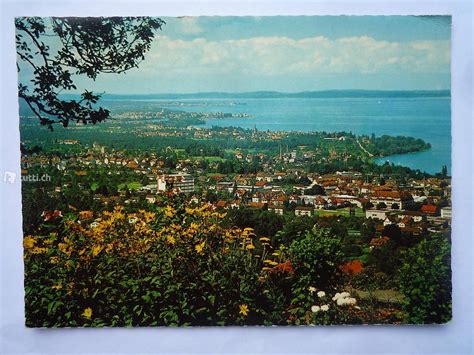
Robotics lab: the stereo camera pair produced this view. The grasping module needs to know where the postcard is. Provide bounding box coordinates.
[17,15,451,327]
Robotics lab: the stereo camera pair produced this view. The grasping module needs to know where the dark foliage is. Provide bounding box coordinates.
[16,17,164,129]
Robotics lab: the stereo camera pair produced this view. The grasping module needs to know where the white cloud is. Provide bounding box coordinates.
[174,17,203,35]
[142,35,450,77]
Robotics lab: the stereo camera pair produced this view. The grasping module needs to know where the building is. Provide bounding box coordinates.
[401,210,424,223]
[295,206,314,217]
[440,207,452,219]
[268,205,284,215]
[370,190,413,210]
[365,209,390,220]
[157,173,194,194]
[421,204,438,216]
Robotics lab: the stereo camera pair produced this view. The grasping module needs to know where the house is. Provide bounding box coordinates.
[421,204,438,216]
[314,196,327,209]
[288,195,299,205]
[295,206,314,217]
[365,209,389,220]
[401,210,424,222]
[397,216,412,228]
[230,200,241,209]
[268,205,284,215]
[440,207,452,219]
[383,216,398,226]
[271,195,287,206]
[248,202,265,209]
[217,181,234,192]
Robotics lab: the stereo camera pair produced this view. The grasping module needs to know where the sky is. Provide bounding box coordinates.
[19,16,451,94]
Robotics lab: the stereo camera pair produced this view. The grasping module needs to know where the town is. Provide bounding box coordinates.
[21,121,451,244]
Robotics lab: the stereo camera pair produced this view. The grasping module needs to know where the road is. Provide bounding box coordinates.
[356,138,374,157]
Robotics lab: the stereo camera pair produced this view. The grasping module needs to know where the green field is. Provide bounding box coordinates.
[117,181,143,190]
[190,156,227,162]
[314,208,365,218]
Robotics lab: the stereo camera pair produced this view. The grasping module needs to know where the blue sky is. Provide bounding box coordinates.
[20,16,451,93]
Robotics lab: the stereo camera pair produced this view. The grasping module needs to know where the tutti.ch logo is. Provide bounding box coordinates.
[3,171,17,184]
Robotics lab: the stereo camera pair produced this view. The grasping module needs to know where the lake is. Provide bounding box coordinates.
[106,96,452,175]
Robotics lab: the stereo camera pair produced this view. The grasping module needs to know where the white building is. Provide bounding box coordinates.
[295,206,314,217]
[440,207,452,219]
[157,173,194,194]
[365,209,389,220]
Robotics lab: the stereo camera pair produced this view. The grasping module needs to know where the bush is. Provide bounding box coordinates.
[397,234,451,324]
[24,205,270,326]
[289,229,344,290]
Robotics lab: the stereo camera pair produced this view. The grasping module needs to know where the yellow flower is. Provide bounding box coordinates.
[239,304,249,316]
[166,235,176,245]
[82,307,93,319]
[31,247,48,254]
[92,245,103,257]
[164,206,176,218]
[50,256,60,264]
[259,237,270,242]
[143,211,156,223]
[104,243,113,253]
[51,284,62,290]
[263,259,277,265]
[246,244,255,250]
[58,243,67,254]
[195,241,205,254]
[23,236,35,249]
[79,210,94,220]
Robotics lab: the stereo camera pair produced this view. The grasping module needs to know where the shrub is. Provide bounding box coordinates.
[397,234,451,324]
[289,229,344,290]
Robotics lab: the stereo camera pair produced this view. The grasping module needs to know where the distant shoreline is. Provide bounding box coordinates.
[60,90,451,101]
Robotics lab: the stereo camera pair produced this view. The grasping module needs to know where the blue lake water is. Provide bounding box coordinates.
[112,97,451,175]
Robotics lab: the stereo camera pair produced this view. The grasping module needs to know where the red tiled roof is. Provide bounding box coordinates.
[248,202,265,209]
[421,204,438,214]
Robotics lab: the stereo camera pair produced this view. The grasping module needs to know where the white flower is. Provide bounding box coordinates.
[321,304,329,312]
[311,305,320,313]
[336,296,357,307]
[317,291,326,298]
[346,298,357,306]
[339,292,350,299]
[308,286,317,294]
[332,292,341,301]
[336,297,346,306]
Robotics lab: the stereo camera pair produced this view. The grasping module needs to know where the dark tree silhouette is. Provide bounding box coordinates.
[16,17,165,129]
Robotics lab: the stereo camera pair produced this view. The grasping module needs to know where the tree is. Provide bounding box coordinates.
[376,202,387,210]
[16,17,165,129]
[398,235,451,324]
[383,224,402,244]
[303,184,325,196]
[440,165,448,177]
[289,228,344,289]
